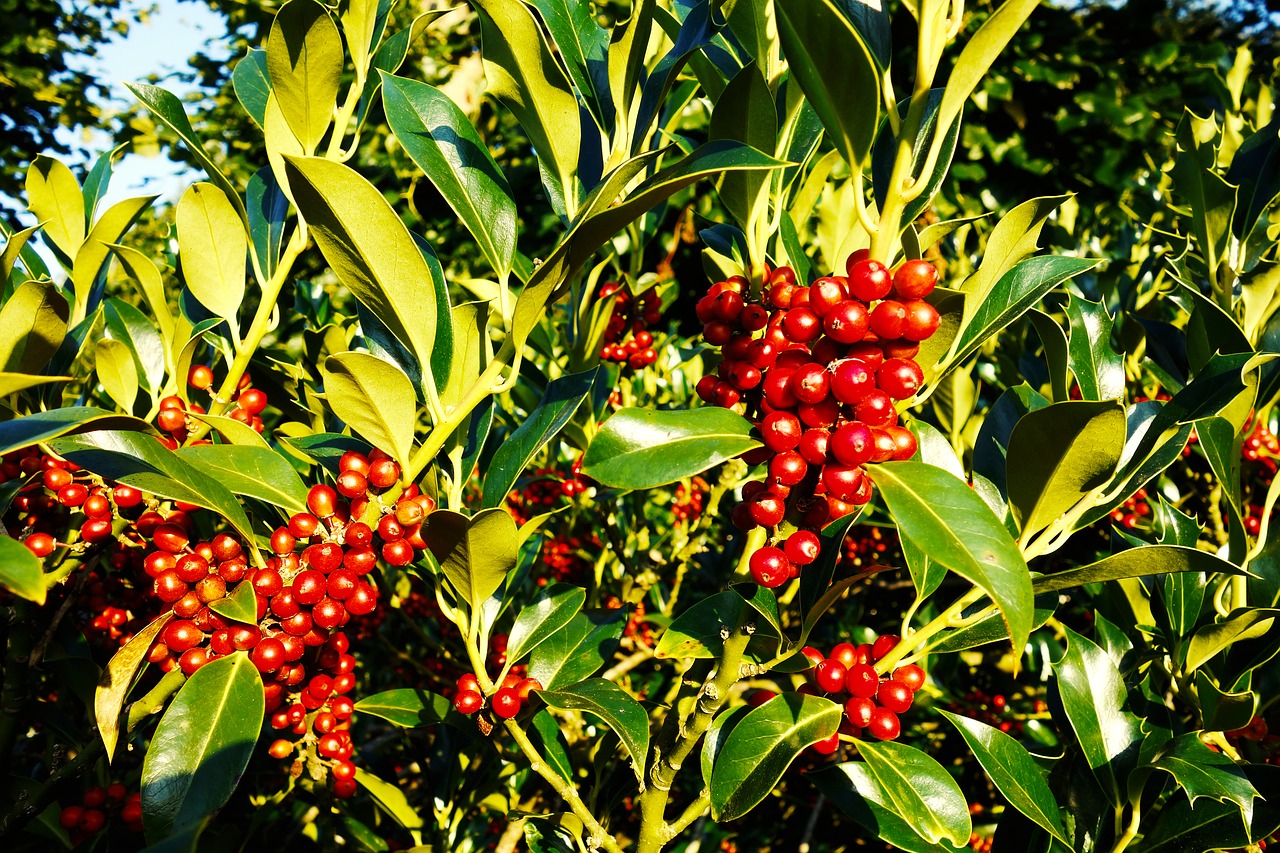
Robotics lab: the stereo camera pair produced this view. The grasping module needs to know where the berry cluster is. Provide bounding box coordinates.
[155,369,268,445]
[58,783,142,845]
[800,635,923,741]
[672,476,710,523]
[693,256,942,587]
[450,670,542,720]
[598,281,661,369]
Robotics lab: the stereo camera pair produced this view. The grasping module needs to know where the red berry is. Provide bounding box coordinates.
[854,390,896,428]
[783,530,820,566]
[153,523,190,553]
[844,663,879,699]
[808,276,848,317]
[492,687,522,719]
[894,664,926,692]
[871,634,900,662]
[866,707,901,740]
[868,300,907,340]
[846,259,892,301]
[901,300,940,341]
[893,259,938,299]
[307,484,338,518]
[814,659,847,693]
[251,638,286,672]
[59,806,84,830]
[188,364,214,390]
[24,532,55,557]
[749,547,791,588]
[844,696,876,728]
[782,307,822,343]
[237,388,268,415]
[823,300,870,344]
[770,451,807,487]
[831,422,874,466]
[876,358,924,401]
[811,731,840,755]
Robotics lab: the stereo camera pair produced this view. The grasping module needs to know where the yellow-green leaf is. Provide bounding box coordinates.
[267,0,343,154]
[321,352,416,471]
[26,154,85,259]
[0,279,69,374]
[176,183,246,335]
[95,338,139,412]
[96,612,174,759]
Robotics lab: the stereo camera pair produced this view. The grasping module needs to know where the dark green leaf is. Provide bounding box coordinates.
[812,761,964,853]
[422,509,518,614]
[1147,732,1259,822]
[1137,791,1249,853]
[505,583,587,665]
[528,608,626,690]
[246,167,289,279]
[0,534,46,604]
[354,688,465,729]
[355,768,424,829]
[231,49,270,128]
[482,367,601,507]
[1066,297,1125,401]
[0,407,152,457]
[528,708,574,783]
[710,693,842,821]
[582,407,759,489]
[655,591,746,660]
[1033,545,1247,594]
[141,653,263,841]
[1186,608,1280,672]
[938,710,1067,842]
[538,679,649,780]
[872,89,962,227]
[855,739,973,846]
[528,0,611,130]
[868,462,1033,654]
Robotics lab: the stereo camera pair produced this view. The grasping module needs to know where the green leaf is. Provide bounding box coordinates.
[354,689,464,728]
[49,431,256,545]
[711,63,777,230]
[0,407,152,457]
[1028,308,1071,402]
[855,739,973,846]
[938,710,1067,843]
[1136,790,1250,853]
[483,367,601,507]
[355,768,424,829]
[1195,671,1257,732]
[95,339,139,412]
[126,83,246,225]
[380,72,517,280]
[176,444,307,514]
[538,679,650,781]
[0,373,70,398]
[1006,399,1125,539]
[957,194,1069,309]
[109,245,175,357]
[231,49,270,128]
[422,509,518,613]
[929,595,1058,653]
[868,462,1033,655]
[710,693,842,821]
[505,583,587,665]
[811,762,964,853]
[25,154,85,259]
[872,89,963,229]
[1,225,38,282]
[1052,626,1142,806]
[321,352,416,472]
[0,534,47,605]
[528,0,611,130]
[141,653,263,842]
[775,0,881,168]
[948,255,1101,373]
[934,0,1040,137]
[581,407,760,490]
[104,298,165,396]
[188,413,272,448]
[207,581,258,625]
[267,0,342,153]
[0,279,69,373]
[245,167,290,281]
[1170,112,1238,290]
[1033,545,1247,594]
[655,591,746,660]
[1066,297,1125,401]
[176,183,247,336]
[799,508,866,619]
[1147,732,1259,823]
[471,0,581,199]
[1185,608,1280,672]
[70,194,155,321]
[528,708,574,784]
[283,156,438,393]
[529,608,626,690]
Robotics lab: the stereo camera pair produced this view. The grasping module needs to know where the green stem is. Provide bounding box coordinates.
[503,719,622,853]
[1109,798,1143,853]
[874,587,984,674]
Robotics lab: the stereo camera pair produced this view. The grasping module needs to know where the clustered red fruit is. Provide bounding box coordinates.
[672,476,710,523]
[694,255,942,588]
[58,783,142,845]
[802,635,922,743]
[598,281,662,369]
[451,669,543,721]
[505,464,599,587]
[155,370,267,445]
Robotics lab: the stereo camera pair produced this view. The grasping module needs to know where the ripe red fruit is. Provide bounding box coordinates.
[831,422,874,466]
[790,363,831,404]
[750,547,791,588]
[846,259,893,301]
[83,786,107,808]
[163,620,203,653]
[797,397,840,429]
[893,259,939,299]
[823,300,871,344]
[492,687,522,719]
[814,658,848,693]
[844,696,876,729]
[760,411,803,453]
[886,425,918,460]
[748,494,787,527]
[307,484,338,518]
[894,664,926,692]
[78,808,106,833]
[781,307,822,342]
[111,484,143,508]
[339,451,370,476]
[368,458,399,489]
[174,553,209,583]
[869,428,897,464]
[237,388,268,415]
[868,300,907,340]
[808,276,848,317]
[876,358,924,400]
[830,642,859,668]
[268,739,293,759]
[811,731,840,755]
[56,482,87,507]
[854,390,897,428]
[251,638,286,672]
[154,570,189,603]
[830,359,875,404]
[80,518,115,544]
[327,569,359,600]
[153,523,190,553]
[156,408,186,433]
[821,463,864,502]
[59,805,84,830]
[24,532,55,557]
[801,646,826,668]
[901,300,941,341]
[866,707,901,740]
[798,429,830,465]
[270,527,296,555]
[762,367,799,408]
[844,663,879,698]
[381,539,414,566]
[179,647,212,675]
[312,597,346,630]
[770,451,807,487]
[303,542,343,573]
[871,634,900,661]
[252,568,285,598]
[82,493,112,519]
[211,533,242,562]
[783,530,820,565]
[188,364,214,390]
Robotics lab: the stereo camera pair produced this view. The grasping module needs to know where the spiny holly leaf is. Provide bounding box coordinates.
[1146,733,1260,823]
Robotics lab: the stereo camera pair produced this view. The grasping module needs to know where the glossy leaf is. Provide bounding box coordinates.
[799,508,866,619]
[938,710,1067,842]
[141,653,263,841]
[1137,790,1250,853]
[872,89,963,228]
[70,194,155,320]
[0,534,47,605]
[267,0,342,153]
[1066,297,1125,401]
[49,430,255,544]
[1052,626,1142,806]
[935,0,1041,136]
[1006,400,1125,539]
[355,769,424,829]
[176,183,246,336]
[811,761,962,853]
[1186,608,1279,672]
[655,591,746,659]
[868,462,1033,654]
[0,373,70,398]
[701,704,749,785]
[25,154,85,259]
[109,245,175,354]
[528,607,626,690]
[856,739,973,846]
[711,63,776,229]
[381,72,517,280]
[354,689,465,729]
[95,338,139,412]
[581,407,760,489]
[96,611,175,759]
[0,407,151,457]
[0,279,68,373]
[178,444,308,514]
[1147,732,1259,822]
[505,583,587,665]
[930,595,1058,653]
[710,693,842,821]
[471,0,581,197]
[321,352,416,471]
[231,49,270,128]
[246,167,289,279]
[528,0,611,129]
[126,83,245,224]
[104,298,165,396]
[538,679,649,780]
[207,581,257,625]
[529,708,575,785]
[482,367,601,507]
[958,195,1069,308]
[775,0,880,168]
[422,509,518,613]
[188,413,271,448]
[283,156,438,389]
[1033,545,1246,594]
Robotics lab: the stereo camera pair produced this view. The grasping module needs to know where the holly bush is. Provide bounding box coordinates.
[1,0,1279,851]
